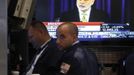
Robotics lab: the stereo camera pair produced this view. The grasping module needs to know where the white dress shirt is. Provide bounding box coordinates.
[78,7,91,22]
[72,40,80,46]
[26,39,51,75]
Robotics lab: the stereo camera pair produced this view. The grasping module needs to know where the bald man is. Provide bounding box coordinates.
[56,22,99,75]
[60,0,109,22]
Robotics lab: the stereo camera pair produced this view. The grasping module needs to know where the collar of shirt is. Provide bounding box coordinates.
[26,43,49,75]
[78,7,91,22]
[72,40,80,46]
[40,38,51,49]
[63,40,79,52]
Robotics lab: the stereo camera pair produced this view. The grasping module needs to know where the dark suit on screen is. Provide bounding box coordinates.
[23,39,63,75]
[60,7,109,22]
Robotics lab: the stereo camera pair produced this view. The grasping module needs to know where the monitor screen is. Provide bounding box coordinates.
[35,0,134,47]
[35,0,133,24]
[43,22,134,47]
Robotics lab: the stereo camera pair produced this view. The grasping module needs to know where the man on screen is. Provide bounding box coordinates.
[60,0,109,22]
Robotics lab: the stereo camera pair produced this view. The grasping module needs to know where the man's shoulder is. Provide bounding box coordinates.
[60,9,78,17]
[63,43,84,57]
[90,7,110,22]
[91,7,107,15]
[48,39,57,46]
[46,39,61,53]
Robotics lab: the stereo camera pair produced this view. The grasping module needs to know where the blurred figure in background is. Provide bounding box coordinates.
[125,52,134,75]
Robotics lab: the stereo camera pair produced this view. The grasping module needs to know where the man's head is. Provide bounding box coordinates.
[56,22,78,50]
[76,0,95,12]
[28,21,50,49]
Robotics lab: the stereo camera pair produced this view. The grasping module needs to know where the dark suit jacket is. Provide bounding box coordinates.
[125,53,134,75]
[24,39,63,75]
[56,42,99,75]
[60,7,109,22]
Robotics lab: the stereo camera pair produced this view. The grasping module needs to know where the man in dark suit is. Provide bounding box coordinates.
[23,21,63,75]
[60,0,109,22]
[125,52,134,75]
[56,22,99,75]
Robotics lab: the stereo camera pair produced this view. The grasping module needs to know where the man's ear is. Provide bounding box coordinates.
[36,29,44,37]
[38,30,44,34]
[72,33,77,40]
